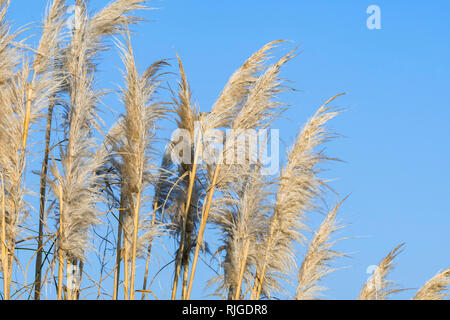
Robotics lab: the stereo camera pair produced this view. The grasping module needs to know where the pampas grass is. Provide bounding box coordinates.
[185,47,296,300]
[358,244,405,300]
[167,54,200,300]
[413,269,450,300]
[209,170,273,300]
[0,0,447,301]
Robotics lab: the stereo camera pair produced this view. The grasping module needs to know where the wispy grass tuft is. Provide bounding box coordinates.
[295,199,347,300]
[358,244,405,300]
[254,94,343,299]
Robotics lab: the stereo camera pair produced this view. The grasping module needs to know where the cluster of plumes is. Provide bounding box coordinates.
[204,40,286,132]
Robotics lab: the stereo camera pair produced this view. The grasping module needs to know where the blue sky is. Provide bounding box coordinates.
[8,0,450,299]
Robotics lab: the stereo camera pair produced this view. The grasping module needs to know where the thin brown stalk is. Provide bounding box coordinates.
[170,210,186,299]
[250,271,260,300]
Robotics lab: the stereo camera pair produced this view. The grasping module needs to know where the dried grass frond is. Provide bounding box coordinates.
[413,269,450,300]
[358,243,405,300]
[295,199,347,300]
[255,94,343,298]
[90,0,148,37]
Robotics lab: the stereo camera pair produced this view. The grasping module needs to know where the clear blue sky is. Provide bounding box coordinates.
[9,0,450,299]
